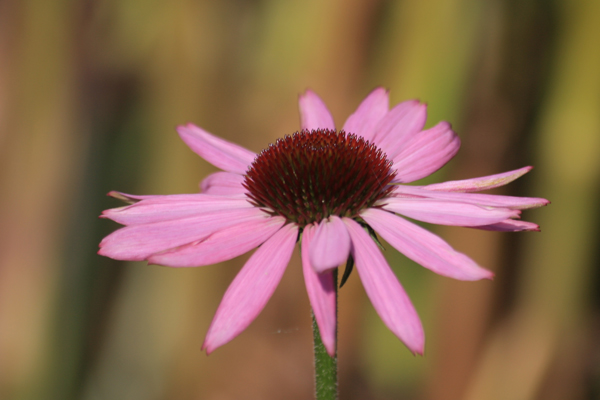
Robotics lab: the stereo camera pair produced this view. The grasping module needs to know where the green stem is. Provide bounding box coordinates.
[312,269,338,400]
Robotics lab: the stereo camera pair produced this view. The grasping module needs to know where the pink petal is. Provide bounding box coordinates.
[392,185,550,210]
[343,217,425,355]
[371,100,427,158]
[391,122,460,183]
[472,219,540,232]
[301,224,337,356]
[148,216,286,267]
[177,124,256,174]
[309,215,351,273]
[380,197,520,226]
[298,90,335,131]
[423,166,533,192]
[342,87,389,141]
[107,192,203,203]
[202,224,298,354]
[101,195,252,225]
[200,171,247,195]
[98,207,268,261]
[361,208,494,281]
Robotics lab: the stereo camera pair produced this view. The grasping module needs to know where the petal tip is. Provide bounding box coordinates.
[407,339,425,356]
[372,86,390,95]
[523,223,541,232]
[311,263,337,274]
[201,337,216,355]
[176,123,190,133]
[473,268,495,281]
[146,259,161,267]
[201,341,210,354]
[176,123,202,136]
[413,348,425,357]
[300,88,317,99]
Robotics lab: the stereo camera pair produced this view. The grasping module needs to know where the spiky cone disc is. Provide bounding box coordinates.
[243,129,396,226]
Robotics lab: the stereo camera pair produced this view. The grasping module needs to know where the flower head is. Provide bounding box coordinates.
[99,88,549,356]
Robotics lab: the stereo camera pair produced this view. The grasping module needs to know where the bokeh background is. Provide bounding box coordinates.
[1,0,599,399]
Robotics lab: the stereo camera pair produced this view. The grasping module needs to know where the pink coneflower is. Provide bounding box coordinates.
[99,88,548,356]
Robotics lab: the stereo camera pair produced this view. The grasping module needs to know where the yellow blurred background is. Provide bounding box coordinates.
[1,0,599,399]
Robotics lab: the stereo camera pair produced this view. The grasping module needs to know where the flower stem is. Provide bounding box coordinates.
[312,269,338,400]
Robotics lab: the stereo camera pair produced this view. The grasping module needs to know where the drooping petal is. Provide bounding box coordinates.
[202,223,298,354]
[101,195,252,225]
[343,217,425,355]
[200,171,247,195]
[107,191,156,204]
[380,197,520,226]
[177,124,256,174]
[423,166,533,192]
[371,100,427,157]
[309,215,351,273]
[108,192,247,206]
[342,87,389,141]
[391,122,460,183]
[392,185,550,210]
[361,208,493,281]
[148,216,286,267]
[98,207,268,261]
[471,219,540,232]
[301,224,337,356]
[299,90,335,131]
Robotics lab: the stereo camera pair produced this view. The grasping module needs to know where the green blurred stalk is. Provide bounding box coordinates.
[312,270,338,400]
